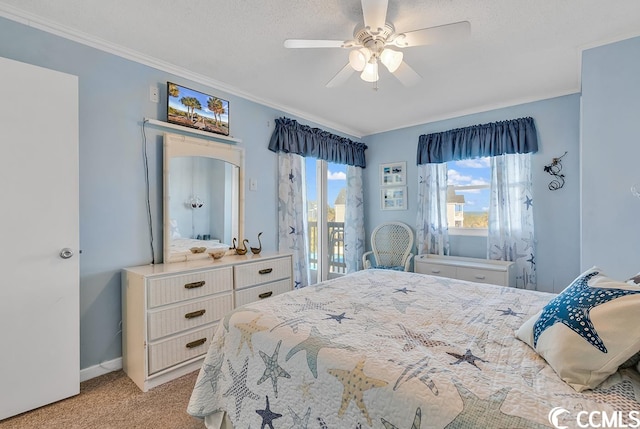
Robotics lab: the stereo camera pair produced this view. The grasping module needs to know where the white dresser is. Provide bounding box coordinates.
[122,252,293,391]
[414,254,515,287]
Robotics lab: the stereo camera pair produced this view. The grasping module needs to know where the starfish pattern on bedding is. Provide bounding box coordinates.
[327,359,388,426]
[351,301,375,314]
[390,297,413,313]
[299,377,314,399]
[444,382,548,429]
[257,340,290,398]
[235,315,269,356]
[497,307,524,317]
[222,357,260,420]
[533,270,640,353]
[222,307,261,332]
[194,354,225,394]
[393,287,415,294]
[380,324,449,352]
[270,315,308,333]
[447,349,487,370]
[381,407,422,429]
[285,326,355,378]
[558,378,640,424]
[324,312,353,324]
[289,297,335,313]
[456,297,479,310]
[287,406,311,429]
[255,395,282,429]
[389,355,442,395]
[362,317,386,332]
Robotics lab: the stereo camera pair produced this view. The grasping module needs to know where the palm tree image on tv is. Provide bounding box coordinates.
[167,82,229,136]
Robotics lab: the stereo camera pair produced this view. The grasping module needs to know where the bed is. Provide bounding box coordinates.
[187,268,640,428]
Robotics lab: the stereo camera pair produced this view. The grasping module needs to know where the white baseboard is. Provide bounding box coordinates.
[80,357,122,383]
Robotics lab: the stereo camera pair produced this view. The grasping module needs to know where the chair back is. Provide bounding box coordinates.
[370,222,414,269]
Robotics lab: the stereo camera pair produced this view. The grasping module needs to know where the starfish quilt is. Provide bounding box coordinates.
[187,269,640,428]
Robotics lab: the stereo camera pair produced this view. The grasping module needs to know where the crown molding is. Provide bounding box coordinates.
[0,4,365,139]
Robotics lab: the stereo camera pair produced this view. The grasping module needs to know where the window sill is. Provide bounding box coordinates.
[448,227,488,237]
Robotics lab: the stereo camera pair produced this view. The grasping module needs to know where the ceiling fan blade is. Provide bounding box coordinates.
[393,61,421,87]
[326,64,355,88]
[392,21,471,48]
[284,39,345,49]
[361,0,388,32]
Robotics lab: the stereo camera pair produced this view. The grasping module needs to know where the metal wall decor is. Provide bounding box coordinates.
[543,151,567,191]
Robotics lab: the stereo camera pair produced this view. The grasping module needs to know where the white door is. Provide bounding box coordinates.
[0,57,79,419]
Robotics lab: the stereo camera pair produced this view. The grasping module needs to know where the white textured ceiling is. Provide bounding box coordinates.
[1,1,639,137]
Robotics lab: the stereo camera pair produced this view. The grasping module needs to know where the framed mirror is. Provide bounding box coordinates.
[163,132,244,263]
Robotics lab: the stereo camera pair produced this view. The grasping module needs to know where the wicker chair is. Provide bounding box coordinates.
[362,222,414,271]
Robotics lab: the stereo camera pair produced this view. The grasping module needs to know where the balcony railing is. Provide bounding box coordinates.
[308,221,346,275]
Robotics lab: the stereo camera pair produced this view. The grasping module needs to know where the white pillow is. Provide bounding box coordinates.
[516,267,640,391]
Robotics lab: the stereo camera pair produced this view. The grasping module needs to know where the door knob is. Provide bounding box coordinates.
[59,248,74,259]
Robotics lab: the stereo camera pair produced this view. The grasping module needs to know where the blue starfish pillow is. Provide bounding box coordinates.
[516,267,640,391]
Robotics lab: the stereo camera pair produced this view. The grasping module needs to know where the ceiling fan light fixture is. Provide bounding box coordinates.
[348,48,371,72]
[380,48,403,73]
[360,61,379,82]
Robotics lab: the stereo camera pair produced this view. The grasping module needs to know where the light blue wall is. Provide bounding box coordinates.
[362,94,582,293]
[0,16,356,370]
[581,36,640,279]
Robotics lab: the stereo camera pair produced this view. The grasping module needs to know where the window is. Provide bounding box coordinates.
[447,157,490,235]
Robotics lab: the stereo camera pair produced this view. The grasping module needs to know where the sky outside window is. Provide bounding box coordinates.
[448,157,490,214]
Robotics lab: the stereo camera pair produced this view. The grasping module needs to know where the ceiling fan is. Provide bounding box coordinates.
[284,0,470,88]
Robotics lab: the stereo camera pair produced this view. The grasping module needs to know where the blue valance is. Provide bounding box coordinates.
[417,117,538,164]
[268,117,368,167]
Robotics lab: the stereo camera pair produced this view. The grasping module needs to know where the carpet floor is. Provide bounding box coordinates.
[0,370,204,429]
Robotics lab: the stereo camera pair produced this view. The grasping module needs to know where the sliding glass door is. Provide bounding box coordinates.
[305,158,347,284]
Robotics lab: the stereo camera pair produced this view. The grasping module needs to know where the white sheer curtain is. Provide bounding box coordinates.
[488,153,536,289]
[416,163,450,255]
[277,152,310,289]
[344,165,365,273]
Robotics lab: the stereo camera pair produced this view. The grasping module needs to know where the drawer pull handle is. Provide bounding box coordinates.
[431,269,441,274]
[258,291,273,299]
[258,268,273,275]
[185,309,206,319]
[474,275,486,280]
[184,280,205,289]
[186,338,207,349]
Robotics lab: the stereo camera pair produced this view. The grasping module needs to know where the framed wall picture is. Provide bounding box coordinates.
[381,186,407,210]
[380,162,406,186]
[167,82,230,136]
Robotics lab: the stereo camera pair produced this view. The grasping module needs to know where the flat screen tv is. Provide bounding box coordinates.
[167,82,230,136]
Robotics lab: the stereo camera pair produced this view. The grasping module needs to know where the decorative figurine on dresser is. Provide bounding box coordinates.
[121,131,293,391]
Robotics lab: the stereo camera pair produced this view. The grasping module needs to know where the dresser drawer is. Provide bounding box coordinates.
[148,325,215,375]
[415,261,457,278]
[234,257,291,290]
[235,279,292,307]
[147,267,233,308]
[457,267,507,286]
[147,293,232,341]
